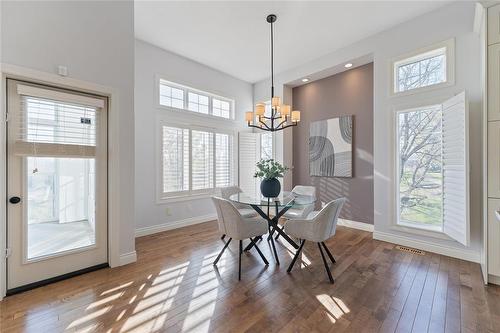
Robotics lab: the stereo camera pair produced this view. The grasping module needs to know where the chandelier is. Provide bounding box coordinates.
[245,14,301,132]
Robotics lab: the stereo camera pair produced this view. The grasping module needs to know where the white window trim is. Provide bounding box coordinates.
[390,38,455,97]
[155,119,238,204]
[392,101,453,241]
[156,76,236,120]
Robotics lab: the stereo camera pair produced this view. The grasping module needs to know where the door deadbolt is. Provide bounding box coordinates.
[9,197,21,204]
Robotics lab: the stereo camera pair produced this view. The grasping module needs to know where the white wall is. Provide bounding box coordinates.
[254,2,483,260]
[1,1,135,259]
[134,39,253,234]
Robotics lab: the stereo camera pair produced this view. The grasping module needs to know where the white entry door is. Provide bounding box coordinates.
[6,79,108,292]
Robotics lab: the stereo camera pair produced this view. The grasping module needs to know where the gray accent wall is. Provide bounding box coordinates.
[292,63,374,224]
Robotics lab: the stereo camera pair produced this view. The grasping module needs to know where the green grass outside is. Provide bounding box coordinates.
[399,171,442,226]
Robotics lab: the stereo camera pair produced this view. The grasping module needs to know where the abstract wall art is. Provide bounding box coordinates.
[309,115,353,177]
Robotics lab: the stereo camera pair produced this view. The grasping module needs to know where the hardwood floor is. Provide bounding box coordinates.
[1,221,499,332]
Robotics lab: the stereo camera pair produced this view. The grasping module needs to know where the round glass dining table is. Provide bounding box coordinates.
[229,191,316,262]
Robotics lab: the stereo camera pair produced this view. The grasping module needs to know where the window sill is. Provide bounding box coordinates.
[157,192,215,204]
[390,80,454,98]
[391,222,451,241]
[156,104,237,123]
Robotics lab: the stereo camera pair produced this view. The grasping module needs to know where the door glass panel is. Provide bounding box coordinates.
[27,157,96,260]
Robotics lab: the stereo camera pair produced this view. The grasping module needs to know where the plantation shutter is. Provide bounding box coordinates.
[442,91,470,246]
[12,84,104,158]
[238,132,260,197]
[162,126,189,193]
[215,133,233,187]
[191,130,214,190]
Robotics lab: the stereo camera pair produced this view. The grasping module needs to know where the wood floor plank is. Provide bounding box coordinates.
[0,221,498,333]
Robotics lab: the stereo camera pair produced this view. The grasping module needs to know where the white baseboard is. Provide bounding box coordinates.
[135,214,217,238]
[488,274,500,286]
[337,218,374,232]
[119,251,137,266]
[373,230,480,263]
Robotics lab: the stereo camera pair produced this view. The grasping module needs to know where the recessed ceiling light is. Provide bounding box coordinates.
[344,63,353,68]
[301,78,310,82]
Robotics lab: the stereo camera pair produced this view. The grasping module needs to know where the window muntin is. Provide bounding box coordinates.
[188,92,209,114]
[159,83,184,109]
[397,105,443,230]
[160,125,234,198]
[158,79,234,119]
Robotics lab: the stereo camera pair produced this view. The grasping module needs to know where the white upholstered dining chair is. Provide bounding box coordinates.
[275,185,317,241]
[284,198,346,283]
[283,185,317,220]
[211,197,269,280]
[219,186,258,240]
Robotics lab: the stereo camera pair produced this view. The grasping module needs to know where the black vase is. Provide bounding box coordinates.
[260,178,281,198]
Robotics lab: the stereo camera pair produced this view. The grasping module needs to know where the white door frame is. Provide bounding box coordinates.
[0,63,124,300]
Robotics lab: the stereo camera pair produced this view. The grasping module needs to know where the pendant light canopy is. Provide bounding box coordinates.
[245,14,301,132]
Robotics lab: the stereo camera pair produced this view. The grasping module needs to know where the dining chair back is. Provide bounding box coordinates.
[220,186,242,200]
[211,196,226,235]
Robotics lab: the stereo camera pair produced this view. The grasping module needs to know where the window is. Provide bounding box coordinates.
[159,79,234,119]
[160,124,234,199]
[213,98,230,118]
[162,127,189,193]
[395,92,469,245]
[215,133,233,187]
[188,92,209,114]
[397,105,443,229]
[159,83,184,109]
[261,132,273,160]
[191,130,214,190]
[392,39,454,94]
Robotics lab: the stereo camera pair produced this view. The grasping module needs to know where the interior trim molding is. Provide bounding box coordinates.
[373,230,480,263]
[135,214,217,238]
[337,218,374,232]
[119,251,137,266]
[488,274,500,286]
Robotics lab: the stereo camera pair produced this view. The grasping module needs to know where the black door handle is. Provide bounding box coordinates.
[9,197,21,204]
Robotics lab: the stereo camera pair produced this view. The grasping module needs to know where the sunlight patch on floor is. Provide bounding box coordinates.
[101,281,133,296]
[67,306,112,329]
[316,294,350,323]
[86,292,124,310]
[180,254,224,332]
[281,239,312,268]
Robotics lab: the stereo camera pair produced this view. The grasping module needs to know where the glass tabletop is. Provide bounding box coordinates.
[229,191,316,208]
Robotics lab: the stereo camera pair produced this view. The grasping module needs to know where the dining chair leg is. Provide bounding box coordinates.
[250,238,269,265]
[317,243,334,284]
[287,239,305,273]
[321,242,336,264]
[269,234,280,265]
[238,240,243,281]
[221,234,226,240]
[213,238,232,266]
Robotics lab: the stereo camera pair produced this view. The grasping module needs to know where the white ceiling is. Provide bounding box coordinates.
[135,1,451,83]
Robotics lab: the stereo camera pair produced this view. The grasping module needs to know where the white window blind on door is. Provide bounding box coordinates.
[12,85,103,158]
[442,91,470,246]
